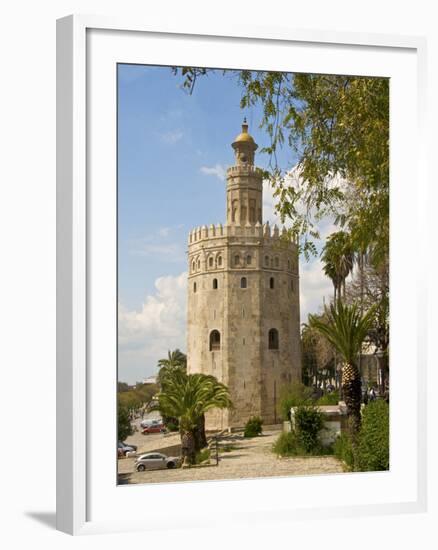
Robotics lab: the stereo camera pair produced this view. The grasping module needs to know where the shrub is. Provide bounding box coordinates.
[334,400,389,471]
[279,382,313,420]
[244,416,263,438]
[356,400,389,471]
[334,432,355,469]
[273,431,301,456]
[162,415,179,430]
[166,422,179,432]
[294,405,324,454]
[316,391,339,406]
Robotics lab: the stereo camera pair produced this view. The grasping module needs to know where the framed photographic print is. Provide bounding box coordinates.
[57,15,427,535]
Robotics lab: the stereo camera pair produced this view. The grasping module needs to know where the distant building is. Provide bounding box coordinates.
[142,375,157,385]
[187,121,302,429]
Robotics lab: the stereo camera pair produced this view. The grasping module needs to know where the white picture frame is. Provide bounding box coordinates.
[56,15,428,535]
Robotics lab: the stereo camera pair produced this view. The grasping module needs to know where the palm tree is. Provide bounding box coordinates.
[158,348,187,369]
[158,370,232,465]
[321,231,354,302]
[157,349,187,387]
[321,232,355,393]
[309,301,376,437]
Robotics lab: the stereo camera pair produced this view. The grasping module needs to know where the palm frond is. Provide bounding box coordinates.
[309,301,376,365]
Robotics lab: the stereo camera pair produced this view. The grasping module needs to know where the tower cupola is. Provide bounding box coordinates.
[232,118,258,166]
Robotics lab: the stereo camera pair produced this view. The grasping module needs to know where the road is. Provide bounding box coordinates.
[118,427,344,485]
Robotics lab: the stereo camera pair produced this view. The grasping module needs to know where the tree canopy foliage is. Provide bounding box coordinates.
[118,403,134,442]
[301,318,335,386]
[173,68,389,264]
[117,383,157,413]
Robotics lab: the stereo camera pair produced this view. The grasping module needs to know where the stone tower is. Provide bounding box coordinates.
[187,121,301,430]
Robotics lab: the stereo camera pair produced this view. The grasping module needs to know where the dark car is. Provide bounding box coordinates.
[118,441,138,455]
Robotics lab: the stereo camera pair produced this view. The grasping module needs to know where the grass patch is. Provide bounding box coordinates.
[220,444,235,453]
[195,448,211,464]
[273,431,334,457]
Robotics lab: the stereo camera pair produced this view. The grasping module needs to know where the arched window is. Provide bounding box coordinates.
[209,330,221,351]
[265,256,269,267]
[217,255,222,267]
[209,256,214,268]
[240,277,247,289]
[213,278,218,290]
[234,255,240,266]
[275,257,280,268]
[246,255,252,265]
[268,328,279,350]
[197,259,201,270]
[193,282,197,293]
[269,277,275,289]
[192,260,196,272]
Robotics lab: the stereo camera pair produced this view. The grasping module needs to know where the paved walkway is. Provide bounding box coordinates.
[118,428,344,485]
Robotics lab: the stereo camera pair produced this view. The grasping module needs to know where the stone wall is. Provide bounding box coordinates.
[187,224,301,428]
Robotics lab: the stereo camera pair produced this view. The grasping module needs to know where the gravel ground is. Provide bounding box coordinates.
[118,428,345,485]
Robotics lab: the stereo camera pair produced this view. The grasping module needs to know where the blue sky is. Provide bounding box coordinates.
[118,65,333,384]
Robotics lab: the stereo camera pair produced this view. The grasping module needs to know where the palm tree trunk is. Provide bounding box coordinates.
[181,430,196,466]
[342,362,362,437]
[193,414,208,451]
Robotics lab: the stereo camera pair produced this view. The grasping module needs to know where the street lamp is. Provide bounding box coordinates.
[375,349,385,396]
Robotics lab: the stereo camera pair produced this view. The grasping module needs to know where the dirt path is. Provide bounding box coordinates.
[118,428,344,485]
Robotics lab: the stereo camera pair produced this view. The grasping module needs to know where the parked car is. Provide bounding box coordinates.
[142,424,166,435]
[140,418,163,429]
[118,441,138,455]
[135,453,180,471]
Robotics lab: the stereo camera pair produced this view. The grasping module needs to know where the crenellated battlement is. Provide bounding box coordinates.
[188,222,298,246]
[226,165,264,178]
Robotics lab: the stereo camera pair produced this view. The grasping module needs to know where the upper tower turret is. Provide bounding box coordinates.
[232,118,258,166]
[226,120,263,226]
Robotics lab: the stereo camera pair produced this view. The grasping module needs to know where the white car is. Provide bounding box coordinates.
[135,452,180,471]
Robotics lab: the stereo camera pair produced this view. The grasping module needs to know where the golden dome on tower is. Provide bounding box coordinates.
[232,118,258,149]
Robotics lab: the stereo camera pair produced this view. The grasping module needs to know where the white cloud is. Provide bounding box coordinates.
[200,164,227,182]
[263,179,281,226]
[129,242,185,262]
[119,272,188,383]
[158,226,171,237]
[160,129,184,144]
[128,225,186,261]
[299,259,334,323]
